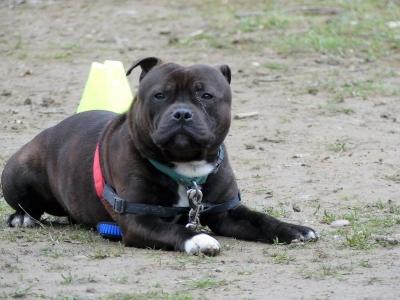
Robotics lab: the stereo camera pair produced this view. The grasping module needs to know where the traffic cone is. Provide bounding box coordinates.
[77,60,134,114]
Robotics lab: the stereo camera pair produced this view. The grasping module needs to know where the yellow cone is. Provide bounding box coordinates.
[77,60,134,114]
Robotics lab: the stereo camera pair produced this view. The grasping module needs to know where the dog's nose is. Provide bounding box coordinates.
[172,108,193,122]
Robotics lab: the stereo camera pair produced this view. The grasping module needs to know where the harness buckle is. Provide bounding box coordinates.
[113,197,125,214]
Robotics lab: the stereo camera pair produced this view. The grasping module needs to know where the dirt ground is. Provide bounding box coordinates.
[0,1,399,299]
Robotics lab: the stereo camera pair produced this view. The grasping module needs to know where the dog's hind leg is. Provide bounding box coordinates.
[1,143,61,227]
[2,152,43,227]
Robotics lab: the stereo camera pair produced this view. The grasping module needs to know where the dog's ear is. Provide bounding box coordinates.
[126,57,162,81]
[216,64,231,84]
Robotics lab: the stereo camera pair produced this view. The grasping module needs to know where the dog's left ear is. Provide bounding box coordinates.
[216,64,231,84]
[126,57,162,81]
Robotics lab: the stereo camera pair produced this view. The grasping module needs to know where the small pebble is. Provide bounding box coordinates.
[373,234,400,245]
[20,69,32,77]
[234,112,259,120]
[1,90,12,97]
[24,98,32,105]
[330,219,350,227]
[292,204,301,212]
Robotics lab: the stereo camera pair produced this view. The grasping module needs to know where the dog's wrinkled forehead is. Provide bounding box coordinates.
[140,63,228,90]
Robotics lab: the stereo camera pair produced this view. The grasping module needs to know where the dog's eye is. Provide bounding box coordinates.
[154,92,166,101]
[201,93,214,100]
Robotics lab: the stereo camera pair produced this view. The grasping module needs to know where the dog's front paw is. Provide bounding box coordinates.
[184,233,220,256]
[274,222,319,244]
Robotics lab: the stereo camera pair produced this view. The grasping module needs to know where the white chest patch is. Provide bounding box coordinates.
[172,160,214,178]
[172,160,214,208]
[174,184,189,207]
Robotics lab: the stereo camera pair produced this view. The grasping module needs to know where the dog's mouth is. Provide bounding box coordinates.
[151,124,213,161]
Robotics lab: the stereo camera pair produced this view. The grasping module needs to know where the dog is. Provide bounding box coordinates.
[1,57,318,255]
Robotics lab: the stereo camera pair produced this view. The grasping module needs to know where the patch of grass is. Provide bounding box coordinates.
[60,42,81,50]
[60,273,74,285]
[327,140,347,153]
[263,62,288,71]
[188,0,400,58]
[334,207,398,250]
[343,225,374,250]
[311,248,329,262]
[89,246,125,260]
[270,251,295,264]
[53,51,72,60]
[274,4,400,58]
[173,254,216,269]
[178,32,231,49]
[367,277,383,285]
[335,80,398,102]
[79,274,97,284]
[187,276,227,289]
[40,247,64,258]
[264,204,289,218]
[254,187,273,196]
[111,275,129,284]
[237,13,292,33]
[323,102,355,115]
[371,200,400,215]
[321,210,336,224]
[13,35,22,50]
[102,291,192,300]
[237,270,252,275]
[384,173,400,183]
[301,264,352,280]
[359,259,372,268]
[324,200,399,250]
[317,74,400,103]
[6,286,33,299]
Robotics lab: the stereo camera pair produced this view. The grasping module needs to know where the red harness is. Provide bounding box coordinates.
[93,143,105,199]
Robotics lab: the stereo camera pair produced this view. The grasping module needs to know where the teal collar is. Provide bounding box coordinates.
[148,146,224,188]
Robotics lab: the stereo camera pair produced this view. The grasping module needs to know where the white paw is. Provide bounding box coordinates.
[184,234,220,256]
[23,215,36,227]
[9,214,36,228]
[294,230,319,243]
[10,215,23,228]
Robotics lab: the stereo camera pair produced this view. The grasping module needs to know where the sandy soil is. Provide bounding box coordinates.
[0,1,399,299]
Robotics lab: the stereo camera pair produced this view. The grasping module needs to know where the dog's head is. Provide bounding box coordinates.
[127,57,232,162]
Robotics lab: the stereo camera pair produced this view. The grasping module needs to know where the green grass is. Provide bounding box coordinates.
[102,291,192,300]
[321,210,337,224]
[327,140,347,153]
[178,0,400,58]
[264,204,289,218]
[2,286,33,299]
[40,247,65,259]
[384,173,400,183]
[326,201,400,250]
[60,273,74,285]
[343,224,374,250]
[325,103,355,115]
[270,251,295,264]
[187,276,227,289]
[263,62,288,71]
[301,263,353,280]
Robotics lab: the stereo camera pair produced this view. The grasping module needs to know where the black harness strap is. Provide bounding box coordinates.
[202,193,241,214]
[103,184,241,217]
